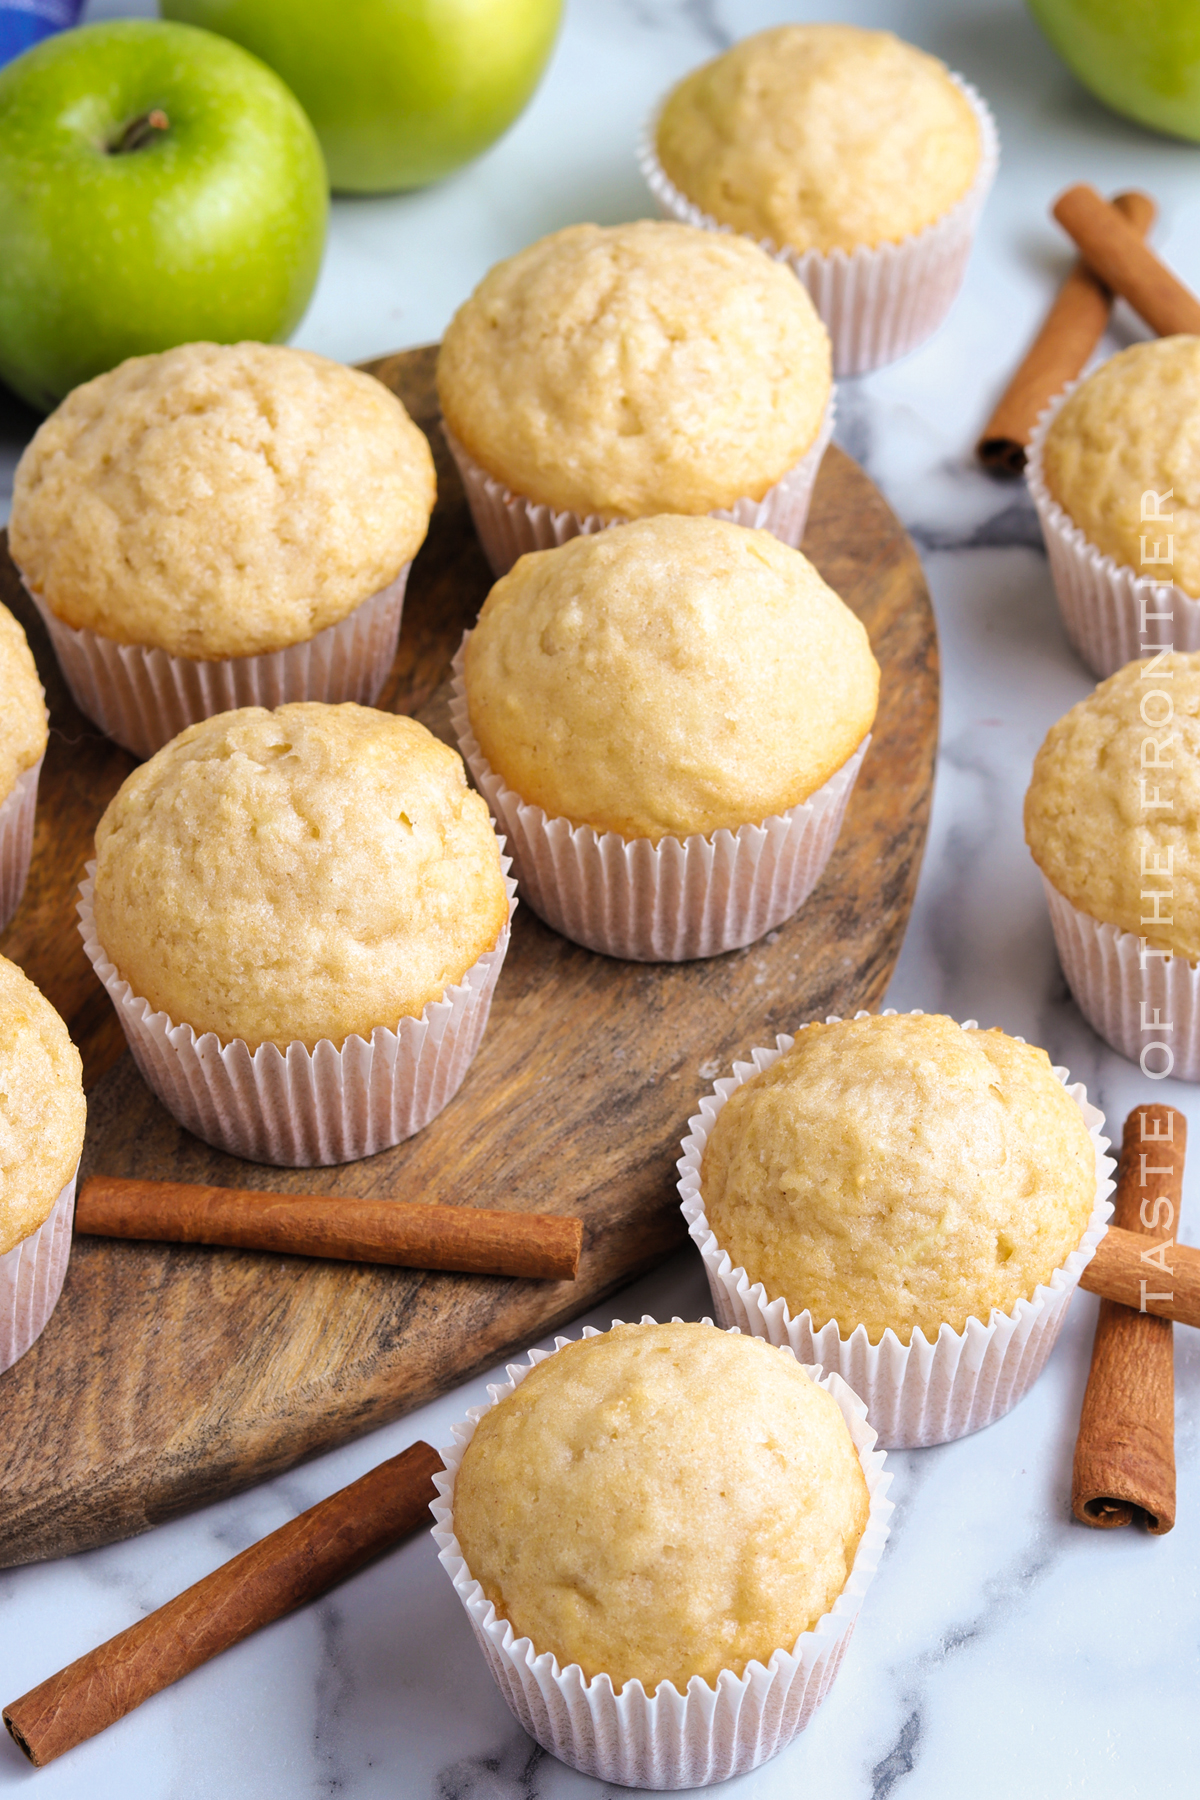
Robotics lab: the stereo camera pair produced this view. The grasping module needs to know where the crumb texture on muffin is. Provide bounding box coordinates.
[0,601,47,805]
[464,517,878,840]
[701,1013,1097,1345]
[1025,652,1200,960]
[1041,337,1200,597]
[453,1321,869,1692]
[0,954,86,1255]
[437,221,830,519]
[10,343,437,659]
[92,703,508,1051]
[655,25,980,254]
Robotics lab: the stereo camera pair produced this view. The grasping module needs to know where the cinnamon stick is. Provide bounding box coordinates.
[75,1175,582,1282]
[1072,1105,1185,1533]
[1079,1223,1200,1328]
[1053,182,1200,338]
[978,190,1156,475]
[4,1438,443,1767]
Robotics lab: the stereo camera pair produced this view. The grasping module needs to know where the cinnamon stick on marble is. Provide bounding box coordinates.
[1072,1105,1185,1534]
[4,1439,443,1767]
[1053,183,1200,338]
[76,1175,582,1281]
[1080,1224,1200,1327]
[978,190,1156,475]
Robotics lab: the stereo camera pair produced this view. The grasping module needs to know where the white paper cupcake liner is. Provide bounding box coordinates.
[25,563,412,761]
[1042,875,1200,1081]
[677,1011,1115,1449]
[1026,391,1200,679]
[0,1171,76,1374]
[0,753,42,934]
[450,645,867,962]
[640,76,998,377]
[431,1316,893,1789]
[76,866,516,1166]
[443,396,834,579]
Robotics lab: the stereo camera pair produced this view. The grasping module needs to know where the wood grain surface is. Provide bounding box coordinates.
[0,345,938,1567]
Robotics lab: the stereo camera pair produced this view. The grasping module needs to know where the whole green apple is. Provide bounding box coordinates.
[162,0,562,193]
[1027,0,1200,141]
[0,20,328,411]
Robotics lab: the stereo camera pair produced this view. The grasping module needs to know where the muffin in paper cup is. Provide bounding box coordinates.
[450,644,867,962]
[443,397,834,580]
[1026,390,1200,680]
[430,1317,893,1790]
[0,753,43,934]
[1042,875,1200,1081]
[678,1011,1115,1449]
[77,866,515,1167]
[26,564,412,762]
[640,77,998,378]
[0,1172,76,1375]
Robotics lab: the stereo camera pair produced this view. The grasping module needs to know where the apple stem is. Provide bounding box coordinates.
[108,109,170,156]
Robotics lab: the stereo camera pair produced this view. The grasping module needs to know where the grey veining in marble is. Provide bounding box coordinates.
[3,0,1200,1796]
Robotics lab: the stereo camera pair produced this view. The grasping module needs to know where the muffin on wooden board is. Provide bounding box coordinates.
[1025,653,1200,1077]
[10,342,436,756]
[680,1011,1113,1447]
[0,954,86,1372]
[0,601,48,932]
[642,25,998,374]
[81,702,513,1164]
[1027,339,1200,676]
[432,1319,892,1786]
[453,515,877,959]
[437,220,832,573]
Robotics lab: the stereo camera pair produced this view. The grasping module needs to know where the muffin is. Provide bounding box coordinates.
[1028,339,1200,676]
[82,702,513,1164]
[0,601,48,933]
[1025,653,1200,1077]
[432,1320,891,1787]
[9,342,437,756]
[437,220,833,573]
[0,954,86,1372]
[453,516,878,960]
[642,26,998,375]
[679,1011,1112,1447]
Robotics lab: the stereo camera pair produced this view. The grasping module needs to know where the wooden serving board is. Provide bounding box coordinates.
[0,346,938,1568]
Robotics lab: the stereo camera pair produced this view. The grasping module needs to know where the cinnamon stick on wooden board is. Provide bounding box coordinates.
[1053,182,1200,338]
[75,1175,583,1281]
[1072,1104,1185,1534]
[4,1438,444,1767]
[978,190,1156,475]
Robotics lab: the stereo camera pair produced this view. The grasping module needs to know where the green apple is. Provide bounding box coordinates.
[162,0,562,193]
[0,19,328,411]
[1027,0,1200,141]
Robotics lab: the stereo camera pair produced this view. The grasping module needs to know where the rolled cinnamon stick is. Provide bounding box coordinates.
[1079,1223,1199,1328]
[1072,1105,1185,1533]
[4,1438,443,1767]
[1053,182,1200,338]
[76,1175,582,1281]
[978,190,1156,475]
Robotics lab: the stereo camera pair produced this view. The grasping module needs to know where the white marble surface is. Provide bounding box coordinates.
[3,0,1200,1794]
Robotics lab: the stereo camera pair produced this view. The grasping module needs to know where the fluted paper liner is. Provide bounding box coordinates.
[1026,392,1200,679]
[678,1011,1115,1449]
[444,397,835,579]
[0,754,42,932]
[431,1317,893,1789]
[26,563,412,761]
[0,1172,76,1374]
[77,866,516,1166]
[1042,875,1200,1082]
[639,76,998,377]
[450,645,867,962]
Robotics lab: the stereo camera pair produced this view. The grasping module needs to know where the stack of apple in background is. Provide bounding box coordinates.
[0,4,562,410]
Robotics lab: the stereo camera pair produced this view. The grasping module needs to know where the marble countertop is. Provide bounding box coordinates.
[3,0,1200,1794]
